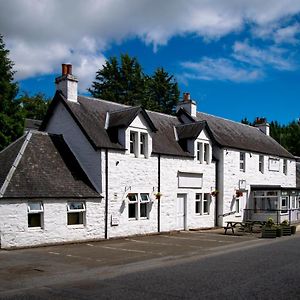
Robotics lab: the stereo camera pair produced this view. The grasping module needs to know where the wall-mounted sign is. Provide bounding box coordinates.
[239,180,246,190]
[111,215,119,226]
[268,157,280,172]
[178,172,203,188]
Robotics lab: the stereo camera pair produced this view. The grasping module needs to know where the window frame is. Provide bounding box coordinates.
[67,201,86,226]
[27,202,44,229]
[240,152,246,172]
[195,193,210,215]
[203,143,210,164]
[259,155,264,173]
[283,159,287,175]
[128,193,151,220]
[195,193,202,215]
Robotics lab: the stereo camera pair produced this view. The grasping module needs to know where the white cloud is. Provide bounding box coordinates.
[233,41,296,71]
[1,0,300,88]
[181,58,263,82]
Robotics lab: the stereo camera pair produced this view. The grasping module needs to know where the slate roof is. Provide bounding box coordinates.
[41,92,294,159]
[0,131,100,199]
[24,118,42,131]
[176,121,207,140]
[196,112,294,159]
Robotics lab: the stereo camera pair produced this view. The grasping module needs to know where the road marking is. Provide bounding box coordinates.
[159,235,205,241]
[125,238,202,249]
[48,252,60,255]
[86,243,94,247]
[100,245,147,253]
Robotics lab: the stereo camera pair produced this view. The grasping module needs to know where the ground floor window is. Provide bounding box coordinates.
[195,193,210,215]
[128,193,151,220]
[253,191,278,211]
[67,202,86,225]
[281,197,288,213]
[28,202,44,228]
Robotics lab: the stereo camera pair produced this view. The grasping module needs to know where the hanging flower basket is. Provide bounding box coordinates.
[155,192,162,200]
[211,190,219,197]
[236,191,243,197]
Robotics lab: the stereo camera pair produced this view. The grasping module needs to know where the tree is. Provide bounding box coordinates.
[0,34,24,150]
[145,68,179,114]
[89,54,180,114]
[18,92,51,120]
[89,54,145,106]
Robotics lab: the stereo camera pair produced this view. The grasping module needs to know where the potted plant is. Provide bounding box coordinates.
[291,225,297,235]
[236,191,243,197]
[280,220,292,236]
[155,192,162,200]
[262,218,277,238]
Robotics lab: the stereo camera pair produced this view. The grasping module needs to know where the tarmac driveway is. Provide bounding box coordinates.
[0,229,261,295]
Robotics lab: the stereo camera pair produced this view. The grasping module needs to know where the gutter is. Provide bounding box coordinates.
[158,154,161,232]
[214,157,219,227]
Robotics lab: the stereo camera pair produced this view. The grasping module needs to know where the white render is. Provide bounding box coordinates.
[0,199,104,249]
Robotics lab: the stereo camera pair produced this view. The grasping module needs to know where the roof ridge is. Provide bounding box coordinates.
[197,111,258,130]
[0,131,33,197]
[79,95,130,108]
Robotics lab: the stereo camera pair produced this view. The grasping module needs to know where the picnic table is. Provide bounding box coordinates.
[224,220,267,235]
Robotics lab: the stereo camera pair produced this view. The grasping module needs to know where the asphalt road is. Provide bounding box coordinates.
[0,232,299,299]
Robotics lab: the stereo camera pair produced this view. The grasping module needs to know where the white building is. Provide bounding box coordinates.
[0,64,298,249]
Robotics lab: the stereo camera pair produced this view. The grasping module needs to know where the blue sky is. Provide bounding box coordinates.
[1,0,300,124]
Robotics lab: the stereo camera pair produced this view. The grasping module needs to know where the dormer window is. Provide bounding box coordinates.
[196,142,210,164]
[129,130,149,158]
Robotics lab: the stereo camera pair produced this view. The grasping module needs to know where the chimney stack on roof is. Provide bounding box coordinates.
[176,92,197,117]
[255,117,270,136]
[55,64,78,102]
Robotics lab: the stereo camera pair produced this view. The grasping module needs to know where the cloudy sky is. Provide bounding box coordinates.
[1,0,300,123]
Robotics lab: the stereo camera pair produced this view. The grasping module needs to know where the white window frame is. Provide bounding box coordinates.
[129,130,149,158]
[196,142,203,163]
[283,159,287,175]
[240,152,246,172]
[28,202,44,229]
[281,196,288,214]
[128,193,150,220]
[195,193,210,215]
[203,143,210,164]
[67,202,86,226]
[259,155,264,173]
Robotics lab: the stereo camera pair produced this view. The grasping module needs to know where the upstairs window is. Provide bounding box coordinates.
[196,142,203,163]
[283,159,287,175]
[259,155,264,173]
[129,130,148,158]
[196,142,210,164]
[204,144,210,164]
[240,152,245,172]
[28,202,44,228]
[67,202,86,225]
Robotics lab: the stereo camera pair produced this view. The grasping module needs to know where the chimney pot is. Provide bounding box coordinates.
[62,64,68,75]
[183,92,190,102]
[67,64,72,75]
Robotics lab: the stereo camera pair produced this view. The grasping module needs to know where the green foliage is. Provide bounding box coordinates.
[18,92,51,120]
[241,117,300,156]
[0,34,24,151]
[89,54,180,114]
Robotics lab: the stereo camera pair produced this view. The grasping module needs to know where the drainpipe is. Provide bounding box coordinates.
[214,157,219,227]
[105,149,109,239]
[158,154,161,232]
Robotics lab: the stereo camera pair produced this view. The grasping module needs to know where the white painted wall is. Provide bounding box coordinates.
[46,102,102,193]
[0,199,104,249]
[215,148,296,225]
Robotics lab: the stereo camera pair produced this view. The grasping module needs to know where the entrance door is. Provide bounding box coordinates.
[176,194,186,230]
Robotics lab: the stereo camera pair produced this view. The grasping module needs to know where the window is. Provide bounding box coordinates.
[128,193,150,220]
[204,144,210,164]
[128,193,138,219]
[195,193,202,214]
[195,193,210,215]
[196,142,203,163]
[203,193,210,214]
[28,202,44,228]
[140,133,147,156]
[283,159,287,175]
[253,191,279,212]
[67,202,86,225]
[281,197,288,213]
[140,193,150,218]
[130,131,137,155]
[236,198,240,214]
[259,155,264,173]
[129,130,148,158]
[240,152,245,172]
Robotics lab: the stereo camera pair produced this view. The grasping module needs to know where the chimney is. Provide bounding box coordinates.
[176,92,197,117]
[255,117,270,136]
[55,63,78,102]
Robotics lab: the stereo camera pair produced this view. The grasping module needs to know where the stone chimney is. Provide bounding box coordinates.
[55,64,78,102]
[176,92,197,117]
[255,117,270,136]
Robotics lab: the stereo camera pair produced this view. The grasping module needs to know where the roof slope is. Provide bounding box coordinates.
[0,136,26,190]
[0,131,100,198]
[176,121,207,140]
[196,112,294,158]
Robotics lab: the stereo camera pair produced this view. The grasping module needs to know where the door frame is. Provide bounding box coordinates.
[176,193,187,230]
